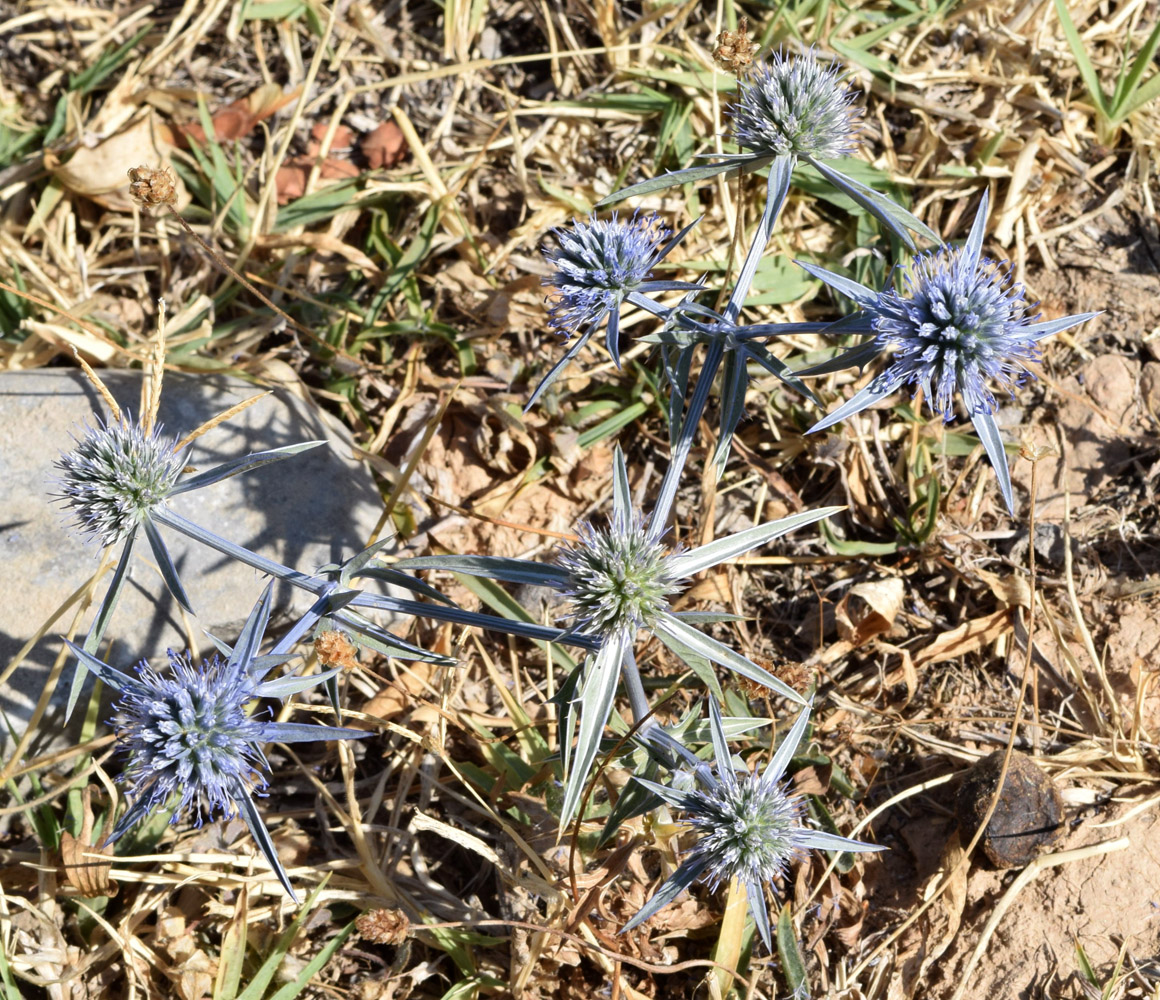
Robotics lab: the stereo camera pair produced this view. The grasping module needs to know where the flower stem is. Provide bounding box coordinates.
[648,338,725,542]
[710,876,749,999]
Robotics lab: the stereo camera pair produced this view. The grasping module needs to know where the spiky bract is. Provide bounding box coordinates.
[731,49,861,159]
[55,417,185,546]
[873,247,1038,419]
[115,651,267,827]
[544,213,670,337]
[556,519,680,634]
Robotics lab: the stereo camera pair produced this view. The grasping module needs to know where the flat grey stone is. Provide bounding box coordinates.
[0,368,386,751]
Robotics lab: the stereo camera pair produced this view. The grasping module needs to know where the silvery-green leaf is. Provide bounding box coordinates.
[254,666,343,699]
[262,722,372,743]
[68,534,135,719]
[742,343,823,406]
[805,156,939,248]
[706,696,733,786]
[961,188,989,272]
[653,616,808,705]
[170,441,325,495]
[63,639,137,694]
[595,157,765,207]
[725,156,794,321]
[762,704,813,784]
[1025,312,1101,341]
[604,306,622,368]
[392,555,569,589]
[648,339,725,542]
[143,516,192,613]
[749,876,774,951]
[154,508,316,589]
[971,407,1016,515]
[669,507,843,578]
[525,328,595,412]
[612,445,632,536]
[793,338,881,378]
[560,634,627,827]
[793,828,885,853]
[352,566,456,605]
[228,581,274,675]
[713,349,750,469]
[794,260,879,310]
[232,779,298,901]
[668,611,748,624]
[808,376,898,433]
[621,858,711,934]
[651,616,723,700]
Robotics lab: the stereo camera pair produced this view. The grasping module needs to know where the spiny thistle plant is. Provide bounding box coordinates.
[534,212,700,406]
[798,190,1098,513]
[66,585,370,899]
[25,34,1096,995]
[396,446,841,824]
[624,699,883,948]
[54,411,322,615]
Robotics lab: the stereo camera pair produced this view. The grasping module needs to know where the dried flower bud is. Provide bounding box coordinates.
[315,630,359,671]
[127,165,177,208]
[713,17,754,76]
[356,907,410,945]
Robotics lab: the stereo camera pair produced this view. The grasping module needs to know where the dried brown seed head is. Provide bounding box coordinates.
[315,630,359,671]
[356,907,410,945]
[127,165,177,208]
[714,17,754,76]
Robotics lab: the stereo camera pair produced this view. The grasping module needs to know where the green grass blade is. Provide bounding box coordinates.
[1052,0,1110,117]
[266,920,357,1000]
[1111,17,1160,118]
[776,904,810,999]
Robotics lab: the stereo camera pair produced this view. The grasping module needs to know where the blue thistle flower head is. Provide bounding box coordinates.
[54,416,186,547]
[543,212,671,339]
[555,514,682,635]
[873,239,1038,420]
[800,190,1099,515]
[624,701,883,949]
[681,763,809,893]
[67,584,371,900]
[730,49,862,160]
[115,650,269,826]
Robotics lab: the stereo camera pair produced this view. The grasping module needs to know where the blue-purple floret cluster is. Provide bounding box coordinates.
[113,651,269,832]
[871,244,1040,420]
[731,49,862,159]
[545,212,671,339]
[55,417,186,547]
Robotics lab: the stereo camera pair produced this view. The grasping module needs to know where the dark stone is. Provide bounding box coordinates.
[956,750,1065,869]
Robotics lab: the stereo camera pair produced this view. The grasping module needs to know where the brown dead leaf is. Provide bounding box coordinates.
[362,121,406,168]
[274,155,360,204]
[59,785,117,897]
[310,122,355,149]
[913,609,1012,669]
[364,661,441,724]
[974,567,1031,609]
[255,231,379,273]
[49,112,186,211]
[171,83,298,147]
[685,573,731,604]
[835,577,905,647]
[60,831,116,897]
